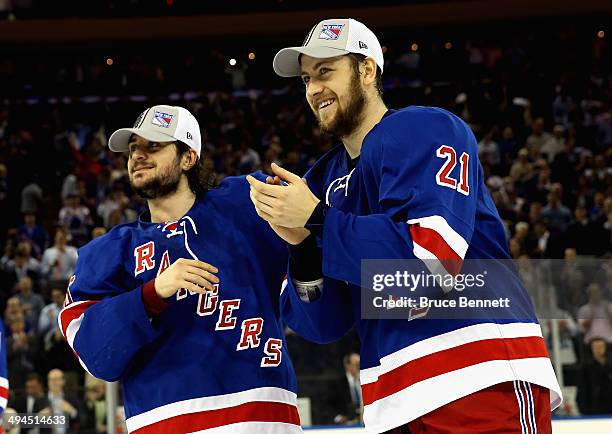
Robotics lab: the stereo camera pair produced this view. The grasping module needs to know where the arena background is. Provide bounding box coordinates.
[0,0,611,432]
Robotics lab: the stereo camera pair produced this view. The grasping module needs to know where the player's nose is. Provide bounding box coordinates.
[130,148,147,162]
[306,79,324,99]
[130,147,149,162]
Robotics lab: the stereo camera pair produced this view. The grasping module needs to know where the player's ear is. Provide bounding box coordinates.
[362,57,377,86]
[182,149,198,170]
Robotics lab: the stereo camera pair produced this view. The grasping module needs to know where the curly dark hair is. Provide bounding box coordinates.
[175,141,215,196]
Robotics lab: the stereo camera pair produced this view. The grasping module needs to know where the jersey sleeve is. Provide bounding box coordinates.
[0,322,8,416]
[280,269,355,344]
[57,234,161,382]
[276,158,357,343]
[323,107,478,289]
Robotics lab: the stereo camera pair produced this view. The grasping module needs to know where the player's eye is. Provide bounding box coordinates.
[301,75,310,85]
[319,67,331,76]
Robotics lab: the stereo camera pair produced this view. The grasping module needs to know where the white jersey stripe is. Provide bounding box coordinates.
[63,313,94,376]
[126,387,298,432]
[360,322,544,385]
[190,422,302,434]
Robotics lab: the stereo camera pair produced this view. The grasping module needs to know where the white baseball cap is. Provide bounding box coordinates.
[108,105,202,158]
[273,18,384,78]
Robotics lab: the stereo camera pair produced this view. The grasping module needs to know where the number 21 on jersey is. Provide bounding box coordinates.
[435,145,469,196]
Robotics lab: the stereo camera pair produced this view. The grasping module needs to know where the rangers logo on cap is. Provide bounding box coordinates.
[152,111,175,128]
[319,24,344,40]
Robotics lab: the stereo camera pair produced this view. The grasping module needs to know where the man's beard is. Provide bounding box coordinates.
[318,70,366,138]
[130,157,182,200]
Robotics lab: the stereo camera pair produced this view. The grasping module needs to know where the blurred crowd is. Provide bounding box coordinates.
[0,22,611,428]
[0,0,424,20]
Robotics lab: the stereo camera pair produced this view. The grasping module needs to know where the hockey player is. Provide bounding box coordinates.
[248,19,562,433]
[58,106,301,433]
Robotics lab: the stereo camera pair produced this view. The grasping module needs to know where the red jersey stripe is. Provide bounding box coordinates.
[410,225,463,275]
[131,401,300,434]
[59,300,99,337]
[362,336,549,405]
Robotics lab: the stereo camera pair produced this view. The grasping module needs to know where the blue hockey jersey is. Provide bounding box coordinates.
[280,107,562,432]
[59,174,302,434]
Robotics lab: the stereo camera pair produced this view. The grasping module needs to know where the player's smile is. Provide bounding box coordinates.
[132,165,154,174]
[318,98,335,111]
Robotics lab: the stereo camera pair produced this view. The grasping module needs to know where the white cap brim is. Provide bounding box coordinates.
[273,45,349,77]
[108,128,177,152]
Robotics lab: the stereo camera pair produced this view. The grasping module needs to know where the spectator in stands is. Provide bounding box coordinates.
[328,352,362,425]
[558,248,587,314]
[20,177,43,215]
[2,241,42,287]
[541,184,572,233]
[9,373,49,419]
[477,126,500,168]
[523,159,551,205]
[585,155,611,192]
[40,288,80,375]
[540,124,565,164]
[58,194,92,247]
[81,378,106,434]
[47,369,81,434]
[96,185,130,229]
[497,126,517,170]
[532,219,564,258]
[541,308,579,366]
[514,221,537,255]
[38,288,65,336]
[510,148,533,184]
[91,226,106,240]
[566,205,608,256]
[61,163,79,201]
[238,140,261,174]
[508,238,522,259]
[41,227,78,284]
[526,117,553,158]
[577,283,612,345]
[109,153,128,184]
[6,315,38,390]
[17,213,48,259]
[528,201,543,226]
[577,337,612,415]
[595,261,612,301]
[589,192,607,222]
[103,195,138,229]
[572,175,593,211]
[4,297,24,325]
[15,276,44,332]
